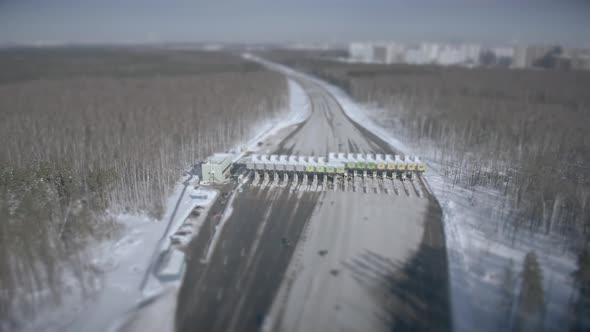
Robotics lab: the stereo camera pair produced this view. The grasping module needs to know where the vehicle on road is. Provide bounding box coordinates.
[175,230,191,236]
[281,237,291,247]
[179,224,193,232]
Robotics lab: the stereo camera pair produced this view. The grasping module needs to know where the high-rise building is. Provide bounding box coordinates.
[349,42,374,62]
[385,43,406,63]
[513,46,528,68]
[464,44,482,63]
[420,43,440,63]
[492,47,515,59]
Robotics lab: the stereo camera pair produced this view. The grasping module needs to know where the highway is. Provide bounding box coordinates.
[271,79,391,155]
[175,72,451,332]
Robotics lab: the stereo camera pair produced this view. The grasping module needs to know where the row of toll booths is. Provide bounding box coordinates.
[244,152,425,174]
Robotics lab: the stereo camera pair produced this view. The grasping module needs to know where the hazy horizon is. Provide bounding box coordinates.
[1,0,589,47]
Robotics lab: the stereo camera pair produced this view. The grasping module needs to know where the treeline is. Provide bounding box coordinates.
[0,48,287,324]
[0,47,265,84]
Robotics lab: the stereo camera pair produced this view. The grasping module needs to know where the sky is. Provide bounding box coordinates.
[0,0,589,47]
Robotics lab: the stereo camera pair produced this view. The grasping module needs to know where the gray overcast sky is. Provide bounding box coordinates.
[0,0,589,46]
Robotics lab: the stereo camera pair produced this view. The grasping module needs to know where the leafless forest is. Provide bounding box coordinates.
[265,51,590,242]
[0,48,287,321]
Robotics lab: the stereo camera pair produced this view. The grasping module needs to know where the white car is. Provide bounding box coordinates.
[190,188,209,200]
[174,229,192,237]
[169,235,190,246]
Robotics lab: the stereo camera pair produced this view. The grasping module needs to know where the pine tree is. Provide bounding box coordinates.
[570,247,590,331]
[499,259,517,330]
[516,252,545,331]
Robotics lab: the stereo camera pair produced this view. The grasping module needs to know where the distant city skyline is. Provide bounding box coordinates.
[0,0,589,47]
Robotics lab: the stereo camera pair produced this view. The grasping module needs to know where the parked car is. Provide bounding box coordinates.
[179,224,193,231]
[170,236,182,245]
[170,235,189,245]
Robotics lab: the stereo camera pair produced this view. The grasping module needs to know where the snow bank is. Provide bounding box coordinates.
[18,174,217,332]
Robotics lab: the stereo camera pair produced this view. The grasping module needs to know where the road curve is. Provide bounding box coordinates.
[175,70,451,332]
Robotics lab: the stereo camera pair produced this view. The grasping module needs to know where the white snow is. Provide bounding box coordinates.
[18,214,166,332]
[16,175,216,332]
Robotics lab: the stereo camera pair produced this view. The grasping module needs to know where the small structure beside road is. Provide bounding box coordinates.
[201,153,235,182]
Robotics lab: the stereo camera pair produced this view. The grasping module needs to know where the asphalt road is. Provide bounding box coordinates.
[272,79,392,156]
[176,183,320,332]
[175,72,451,332]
